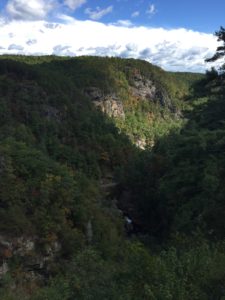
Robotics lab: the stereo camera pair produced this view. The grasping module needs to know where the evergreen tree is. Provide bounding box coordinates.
[206,26,225,70]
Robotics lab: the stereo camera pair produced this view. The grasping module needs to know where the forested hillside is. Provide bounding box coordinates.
[0,55,224,300]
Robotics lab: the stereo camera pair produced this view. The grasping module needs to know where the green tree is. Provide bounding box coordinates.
[205,26,225,70]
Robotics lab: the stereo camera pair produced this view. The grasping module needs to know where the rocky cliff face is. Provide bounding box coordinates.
[135,137,147,150]
[84,72,175,121]
[84,71,177,150]
[130,72,174,110]
[130,73,157,100]
[0,235,61,281]
[84,87,125,119]
[94,96,125,119]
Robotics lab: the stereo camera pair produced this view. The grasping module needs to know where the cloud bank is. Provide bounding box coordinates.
[0,0,220,72]
[6,0,56,21]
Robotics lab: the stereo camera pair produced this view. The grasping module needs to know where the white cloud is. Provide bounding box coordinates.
[131,11,140,18]
[113,20,133,27]
[146,4,156,16]
[26,39,37,45]
[0,18,219,72]
[0,17,6,25]
[56,13,75,23]
[53,44,74,55]
[84,6,113,20]
[6,0,55,21]
[44,23,61,29]
[64,0,86,11]
[8,43,24,50]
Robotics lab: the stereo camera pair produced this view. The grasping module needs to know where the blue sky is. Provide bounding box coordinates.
[0,0,223,72]
[58,0,225,33]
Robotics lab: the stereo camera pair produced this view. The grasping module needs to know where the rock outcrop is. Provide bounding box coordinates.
[135,137,147,150]
[84,72,179,151]
[94,96,125,119]
[84,87,125,119]
[130,72,174,110]
[0,235,61,280]
[131,73,157,100]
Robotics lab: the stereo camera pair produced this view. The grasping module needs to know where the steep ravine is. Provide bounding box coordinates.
[84,69,181,149]
[0,56,205,298]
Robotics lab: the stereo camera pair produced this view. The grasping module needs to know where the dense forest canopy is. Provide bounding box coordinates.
[0,49,225,299]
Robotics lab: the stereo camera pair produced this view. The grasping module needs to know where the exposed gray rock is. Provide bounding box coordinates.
[85,87,125,119]
[94,97,125,119]
[131,77,157,100]
[135,138,147,150]
[0,260,9,277]
[155,89,173,109]
[43,241,61,258]
[0,234,61,279]
[84,87,104,100]
[0,235,36,256]
[0,235,12,250]
[14,237,35,255]
[131,73,174,110]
